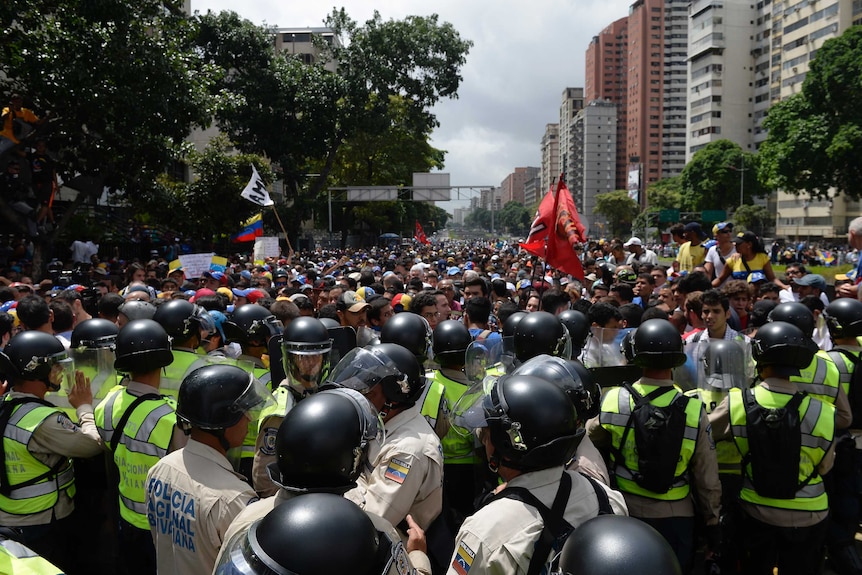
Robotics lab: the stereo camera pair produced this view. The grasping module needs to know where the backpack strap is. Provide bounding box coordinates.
[581,472,614,516]
[0,396,67,496]
[109,393,163,453]
[492,471,574,575]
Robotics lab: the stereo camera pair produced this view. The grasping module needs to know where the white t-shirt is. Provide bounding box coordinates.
[705,244,736,284]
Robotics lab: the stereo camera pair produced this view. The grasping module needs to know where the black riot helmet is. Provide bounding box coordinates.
[824,298,862,339]
[153,299,214,343]
[117,300,157,324]
[513,311,569,362]
[485,375,582,471]
[380,313,432,365]
[326,344,423,407]
[768,302,815,335]
[502,311,527,339]
[113,319,173,374]
[554,515,682,575]
[280,316,333,398]
[557,310,591,357]
[319,317,340,329]
[223,304,283,347]
[176,364,273,434]
[274,389,380,493]
[0,331,71,390]
[71,318,119,349]
[752,321,818,370]
[511,355,601,422]
[432,320,473,368]
[214,493,411,575]
[631,319,686,369]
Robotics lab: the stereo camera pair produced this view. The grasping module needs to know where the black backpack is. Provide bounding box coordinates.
[614,383,692,494]
[741,389,810,499]
[832,349,862,428]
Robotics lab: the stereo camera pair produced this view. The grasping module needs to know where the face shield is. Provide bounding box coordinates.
[449,375,498,438]
[250,316,285,340]
[581,326,631,368]
[69,346,118,402]
[282,338,333,398]
[700,339,747,391]
[464,341,489,384]
[324,347,402,398]
[26,350,75,393]
[232,373,277,426]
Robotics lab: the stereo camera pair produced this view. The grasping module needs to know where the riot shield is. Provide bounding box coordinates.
[328,326,357,367]
[582,326,640,389]
[689,339,747,413]
[268,334,287,387]
[464,341,489,384]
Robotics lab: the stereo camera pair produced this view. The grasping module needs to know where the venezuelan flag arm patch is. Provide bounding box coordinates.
[384,457,411,484]
[452,541,475,575]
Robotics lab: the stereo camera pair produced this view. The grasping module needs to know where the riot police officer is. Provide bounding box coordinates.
[152,299,216,397]
[329,343,444,531]
[252,316,331,496]
[558,309,591,360]
[512,311,570,365]
[222,303,282,390]
[145,364,273,575]
[381,312,433,368]
[95,319,185,575]
[447,374,626,575]
[588,319,721,572]
[0,331,103,570]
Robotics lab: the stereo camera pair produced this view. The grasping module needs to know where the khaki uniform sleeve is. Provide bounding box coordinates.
[351,451,436,530]
[30,406,103,459]
[211,487,259,551]
[833,387,853,431]
[446,527,517,575]
[569,434,610,486]
[409,551,432,575]
[707,395,731,441]
[252,414,282,497]
[586,414,611,454]
[692,409,722,526]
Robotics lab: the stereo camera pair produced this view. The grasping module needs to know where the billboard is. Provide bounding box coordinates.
[412,172,451,201]
[627,164,640,204]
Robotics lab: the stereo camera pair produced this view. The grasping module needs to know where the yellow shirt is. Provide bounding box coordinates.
[676,242,707,272]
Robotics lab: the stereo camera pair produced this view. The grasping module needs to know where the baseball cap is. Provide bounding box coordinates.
[232,288,266,304]
[202,270,229,286]
[793,274,827,291]
[623,237,642,248]
[217,287,234,302]
[190,288,216,302]
[684,222,707,238]
[732,231,759,245]
[337,290,371,313]
[747,271,767,284]
[447,266,461,276]
[712,222,734,235]
[391,293,412,312]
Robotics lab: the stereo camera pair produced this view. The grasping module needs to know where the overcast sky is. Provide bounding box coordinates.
[194,1,632,208]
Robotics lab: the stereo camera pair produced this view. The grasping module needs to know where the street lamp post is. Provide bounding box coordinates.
[727,153,747,207]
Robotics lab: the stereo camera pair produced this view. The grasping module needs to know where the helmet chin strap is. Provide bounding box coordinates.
[44,379,61,393]
[379,401,396,420]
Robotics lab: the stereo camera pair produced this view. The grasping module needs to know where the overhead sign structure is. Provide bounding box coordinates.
[345,187,399,201]
[413,172,451,201]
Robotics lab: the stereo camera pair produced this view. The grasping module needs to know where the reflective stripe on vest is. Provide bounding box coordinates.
[0,401,75,515]
[160,351,201,399]
[240,367,271,460]
[0,539,63,575]
[94,388,176,529]
[686,388,742,475]
[826,349,856,397]
[790,352,841,405]
[728,387,834,512]
[423,371,477,465]
[600,383,702,500]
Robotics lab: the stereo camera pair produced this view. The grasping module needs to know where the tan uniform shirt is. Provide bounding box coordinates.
[218,489,432,575]
[0,392,103,527]
[709,377,835,528]
[568,435,610,485]
[587,377,722,525]
[446,466,628,575]
[145,439,258,575]
[345,405,444,530]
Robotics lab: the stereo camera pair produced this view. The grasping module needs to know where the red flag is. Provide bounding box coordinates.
[519,187,555,258]
[414,221,430,245]
[546,180,587,279]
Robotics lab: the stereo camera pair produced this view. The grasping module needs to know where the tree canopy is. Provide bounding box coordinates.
[759,26,862,200]
[680,140,765,211]
[594,191,639,238]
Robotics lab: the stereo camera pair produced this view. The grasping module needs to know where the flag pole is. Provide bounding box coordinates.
[269,205,294,257]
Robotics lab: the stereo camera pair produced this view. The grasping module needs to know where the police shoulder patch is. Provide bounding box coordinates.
[260,426,278,456]
[384,457,411,484]
[57,414,77,431]
[452,540,475,575]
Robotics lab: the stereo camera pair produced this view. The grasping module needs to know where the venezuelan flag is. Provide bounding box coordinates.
[231,213,263,243]
[816,249,835,265]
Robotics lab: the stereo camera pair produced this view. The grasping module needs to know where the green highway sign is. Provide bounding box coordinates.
[702,209,727,221]
[659,209,680,223]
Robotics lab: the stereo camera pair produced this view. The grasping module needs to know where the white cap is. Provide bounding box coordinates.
[623,237,642,248]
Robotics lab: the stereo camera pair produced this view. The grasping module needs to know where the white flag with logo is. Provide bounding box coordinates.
[240,164,274,207]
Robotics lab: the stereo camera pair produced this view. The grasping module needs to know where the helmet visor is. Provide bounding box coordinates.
[581,327,629,368]
[284,345,332,398]
[213,528,277,575]
[194,306,216,336]
[325,347,401,395]
[69,347,118,401]
[449,375,498,437]
[233,374,277,424]
[700,339,747,390]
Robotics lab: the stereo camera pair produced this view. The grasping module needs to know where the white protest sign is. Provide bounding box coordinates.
[178,253,216,279]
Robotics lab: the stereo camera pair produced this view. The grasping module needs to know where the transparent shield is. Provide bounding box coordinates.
[581,327,632,368]
[699,339,747,391]
[70,347,119,401]
[464,341,489,384]
[325,347,401,395]
[449,375,498,438]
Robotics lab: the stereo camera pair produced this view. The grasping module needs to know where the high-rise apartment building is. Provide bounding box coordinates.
[559,88,585,181]
[501,167,540,205]
[571,100,618,237]
[586,17,629,190]
[541,123,560,197]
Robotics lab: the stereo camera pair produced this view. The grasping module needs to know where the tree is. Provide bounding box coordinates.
[465,208,492,231]
[646,176,683,210]
[199,9,472,240]
[0,0,212,275]
[760,26,862,200]
[680,140,765,211]
[594,191,639,238]
[733,204,774,238]
[497,202,532,235]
